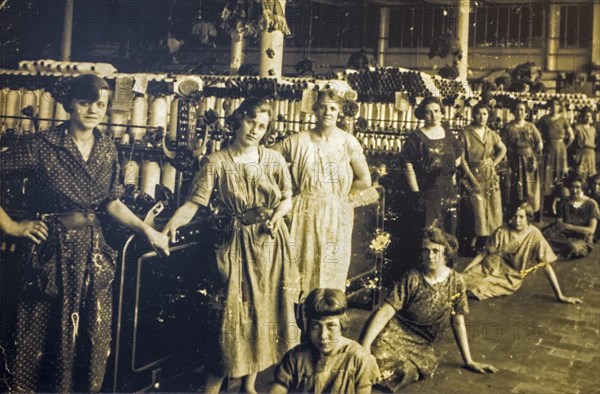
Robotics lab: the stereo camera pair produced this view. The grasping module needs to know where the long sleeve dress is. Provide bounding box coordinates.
[187,146,300,378]
[371,269,468,392]
[502,121,543,212]
[461,224,557,300]
[461,125,504,236]
[1,124,124,392]
[273,131,367,294]
[400,128,463,235]
[536,115,571,196]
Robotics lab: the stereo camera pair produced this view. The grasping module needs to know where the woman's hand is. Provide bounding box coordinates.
[465,361,498,374]
[558,295,583,304]
[263,219,275,239]
[145,227,170,256]
[162,218,183,244]
[470,177,481,193]
[4,219,48,244]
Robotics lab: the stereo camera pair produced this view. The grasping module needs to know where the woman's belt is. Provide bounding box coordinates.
[299,191,349,202]
[515,147,534,157]
[232,206,274,226]
[42,211,101,230]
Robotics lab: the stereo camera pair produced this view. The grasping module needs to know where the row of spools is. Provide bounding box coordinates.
[1,83,596,141]
[0,84,457,137]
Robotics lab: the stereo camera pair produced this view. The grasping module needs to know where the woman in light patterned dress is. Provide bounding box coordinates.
[462,202,582,302]
[163,99,300,394]
[273,90,371,295]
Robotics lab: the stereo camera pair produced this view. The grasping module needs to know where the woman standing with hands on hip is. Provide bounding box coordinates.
[461,102,507,247]
[0,74,170,393]
[162,98,300,394]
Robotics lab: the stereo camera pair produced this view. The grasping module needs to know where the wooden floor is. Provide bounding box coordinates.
[162,242,600,393]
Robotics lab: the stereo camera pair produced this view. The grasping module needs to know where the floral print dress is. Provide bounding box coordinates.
[371,269,468,391]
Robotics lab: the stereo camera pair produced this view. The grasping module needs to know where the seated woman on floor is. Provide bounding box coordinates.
[461,202,582,303]
[543,174,600,259]
[360,227,497,392]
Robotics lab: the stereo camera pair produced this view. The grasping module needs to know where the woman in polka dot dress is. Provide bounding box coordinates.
[0,74,170,392]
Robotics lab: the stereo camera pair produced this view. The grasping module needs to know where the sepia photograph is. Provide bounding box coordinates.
[0,0,599,392]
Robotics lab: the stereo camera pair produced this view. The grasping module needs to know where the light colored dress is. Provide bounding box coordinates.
[536,115,571,195]
[461,225,557,300]
[461,125,503,236]
[188,146,301,378]
[273,130,367,294]
[573,123,597,178]
[502,121,543,212]
[274,338,380,394]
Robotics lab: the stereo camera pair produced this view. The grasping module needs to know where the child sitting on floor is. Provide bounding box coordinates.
[270,288,380,394]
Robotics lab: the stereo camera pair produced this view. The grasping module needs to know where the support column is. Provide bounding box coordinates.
[592,0,600,65]
[259,30,284,78]
[230,36,244,75]
[60,0,74,61]
[546,2,560,71]
[258,0,288,78]
[377,7,390,67]
[456,0,470,80]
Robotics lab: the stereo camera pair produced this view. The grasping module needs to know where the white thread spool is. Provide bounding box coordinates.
[278,100,287,133]
[0,88,6,133]
[38,91,55,131]
[109,110,128,140]
[215,97,225,127]
[123,159,140,188]
[130,95,148,141]
[392,108,400,131]
[140,160,161,198]
[287,99,295,133]
[149,96,168,132]
[382,135,390,151]
[168,97,179,142]
[394,135,402,152]
[161,161,177,193]
[20,90,39,133]
[293,101,302,132]
[366,103,374,128]
[198,96,208,117]
[18,61,34,73]
[4,89,21,131]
